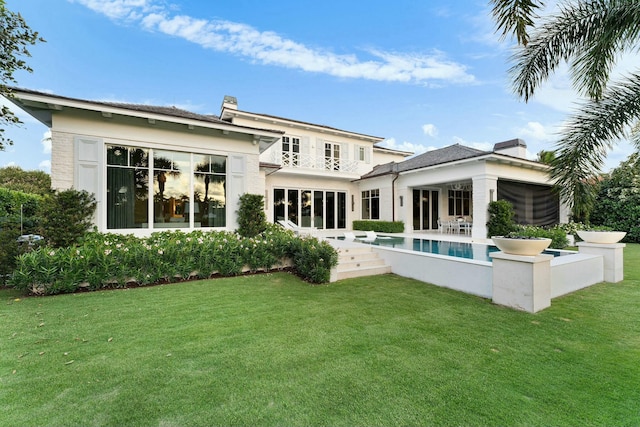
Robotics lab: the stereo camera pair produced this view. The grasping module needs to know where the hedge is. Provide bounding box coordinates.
[352,220,404,233]
[9,226,338,295]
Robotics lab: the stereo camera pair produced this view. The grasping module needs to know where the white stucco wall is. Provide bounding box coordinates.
[49,111,263,234]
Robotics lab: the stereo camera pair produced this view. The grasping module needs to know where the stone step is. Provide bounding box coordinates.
[336,257,387,271]
[334,265,392,281]
[330,245,391,282]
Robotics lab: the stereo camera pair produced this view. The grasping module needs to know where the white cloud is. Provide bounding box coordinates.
[452,136,493,152]
[379,138,431,156]
[38,160,51,173]
[41,131,52,154]
[74,0,476,86]
[517,121,555,143]
[3,161,17,167]
[422,124,438,138]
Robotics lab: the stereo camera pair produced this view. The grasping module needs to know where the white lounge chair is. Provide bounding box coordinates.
[277,219,317,236]
[343,231,357,241]
[363,231,378,242]
[364,230,393,242]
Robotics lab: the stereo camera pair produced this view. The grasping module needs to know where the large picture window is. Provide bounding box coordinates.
[106,144,226,230]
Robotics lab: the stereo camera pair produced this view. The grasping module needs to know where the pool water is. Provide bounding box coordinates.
[364,236,566,262]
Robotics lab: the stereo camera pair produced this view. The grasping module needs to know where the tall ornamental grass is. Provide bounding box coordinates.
[9,225,337,295]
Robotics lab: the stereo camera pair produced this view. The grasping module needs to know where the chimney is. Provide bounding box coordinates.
[493,138,527,159]
[221,95,238,111]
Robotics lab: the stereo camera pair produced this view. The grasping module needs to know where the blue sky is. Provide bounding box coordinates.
[1,0,636,173]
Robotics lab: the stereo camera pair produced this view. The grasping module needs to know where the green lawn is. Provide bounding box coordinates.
[1,245,639,426]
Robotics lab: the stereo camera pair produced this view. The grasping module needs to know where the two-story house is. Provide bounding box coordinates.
[218,96,411,230]
[7,88,410,235]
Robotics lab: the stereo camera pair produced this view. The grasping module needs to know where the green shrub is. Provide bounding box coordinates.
[486,200,518,237]
[554,221,587,236]
[38,188,96,248]
[289,236,339,284]
[236,193,267,238]
[590,153,640,242]
[510,225,569,249]
[10,228,338,295]
[0,187,42,231]
[353,220,404,233]
[0,188,43,283]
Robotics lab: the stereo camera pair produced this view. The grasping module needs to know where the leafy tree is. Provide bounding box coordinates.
[591,152,640,242]
[0,166,50,195]
[0,0,45,149]
[38,189,96,248]
[490,0,640,220]
[236,193,267,238]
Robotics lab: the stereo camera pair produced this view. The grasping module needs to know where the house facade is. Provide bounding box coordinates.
[9,88,568,239]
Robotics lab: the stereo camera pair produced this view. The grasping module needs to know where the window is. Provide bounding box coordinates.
[324,142,341,170]
[193,154,227,227]
[448,190,471,217]
[282,136,300,166]
[106,144,226,230]
[106,146,149,229]
[273,188,347,229]
[361,189,380,220]
[358,146,366,161]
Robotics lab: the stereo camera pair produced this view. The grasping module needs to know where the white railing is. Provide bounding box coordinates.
[276,152,358,173]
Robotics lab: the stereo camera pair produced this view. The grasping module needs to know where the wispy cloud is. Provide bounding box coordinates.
[422,124,438,138]
[379,138,431,156]
[71,0,476,86]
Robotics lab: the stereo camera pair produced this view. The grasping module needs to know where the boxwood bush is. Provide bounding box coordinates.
[352,220,404,233]
[9,225,338,295]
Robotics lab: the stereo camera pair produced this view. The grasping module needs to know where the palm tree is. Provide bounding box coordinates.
[536,149,555,165]
[490,0,640,219]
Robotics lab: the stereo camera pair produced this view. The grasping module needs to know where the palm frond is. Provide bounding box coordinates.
[551,73,640,212]
[491,0,544,46]
[510,0,640,101]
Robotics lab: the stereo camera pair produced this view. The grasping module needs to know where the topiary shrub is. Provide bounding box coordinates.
[487,200,518,238]
[38,188,96,248]
[236,193,267,238]
[352,220,404,233]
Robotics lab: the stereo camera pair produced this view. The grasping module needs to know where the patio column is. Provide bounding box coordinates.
[471,174,498,239]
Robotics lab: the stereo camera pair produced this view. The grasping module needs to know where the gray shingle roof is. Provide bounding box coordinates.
[361,143,489,179]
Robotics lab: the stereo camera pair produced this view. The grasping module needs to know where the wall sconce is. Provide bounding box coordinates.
[351,195,354,212]
[399,196,403,207]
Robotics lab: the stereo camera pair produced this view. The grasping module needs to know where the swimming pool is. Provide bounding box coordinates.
[363,236,568,262]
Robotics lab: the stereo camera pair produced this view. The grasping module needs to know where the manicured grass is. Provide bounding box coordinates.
[1,245,639,426]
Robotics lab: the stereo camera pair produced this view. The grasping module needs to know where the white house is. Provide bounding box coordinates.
[8,88,568,238]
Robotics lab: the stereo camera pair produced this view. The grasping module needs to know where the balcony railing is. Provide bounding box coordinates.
[275,152,359,173]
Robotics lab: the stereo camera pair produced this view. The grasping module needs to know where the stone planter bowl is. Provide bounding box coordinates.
[577,230,626,244]
[491,236,552,256]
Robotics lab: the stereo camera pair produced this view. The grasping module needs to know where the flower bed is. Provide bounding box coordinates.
[9,225,338,295]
